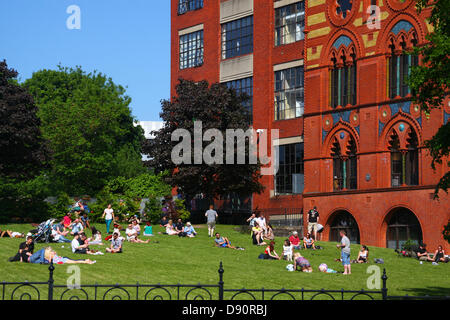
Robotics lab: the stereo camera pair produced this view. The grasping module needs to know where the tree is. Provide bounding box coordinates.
[144,79,264,202]
[24,66,145,195]
[409,0,450,197]
[0,60,50,222]
[0,60,47,179]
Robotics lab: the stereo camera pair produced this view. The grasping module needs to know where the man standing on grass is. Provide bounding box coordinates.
[337,230,351,275]
[307,206,319,240]
[205,205,218,237]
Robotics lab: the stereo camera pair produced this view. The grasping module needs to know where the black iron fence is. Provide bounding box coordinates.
[2,262,448,300]
[258,208,303,228]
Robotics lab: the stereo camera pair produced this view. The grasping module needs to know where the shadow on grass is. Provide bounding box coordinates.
[399,286,450,298]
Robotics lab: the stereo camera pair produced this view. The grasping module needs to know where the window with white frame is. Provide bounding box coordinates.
[275,2,305,46]
[274,66,304,120]
[179,30,204,70]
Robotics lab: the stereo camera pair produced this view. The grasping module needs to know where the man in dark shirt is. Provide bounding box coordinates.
[175,218,186,237]
[307,206,320,240]
[417,243,433,261]
[8,236,34,262]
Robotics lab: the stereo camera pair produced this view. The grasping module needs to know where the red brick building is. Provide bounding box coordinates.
[171,0,449,250]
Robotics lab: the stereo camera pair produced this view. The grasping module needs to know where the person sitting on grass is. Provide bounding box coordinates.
[416,243,431,261]
[106,232,123,253]
[131,219,141,235]
[0,230,24,238]
[70,219,84,235]
[54,221,70,237]
[165,219,180,235]
[63,213,72,229]
[175,218,187,237]
[263,241,281,260]
[80,212,91,230]
[105,223,123,241]
[293,253,312,272]
[283,239,294,261]
[289,231,301,250]
[214,233,238,249]
[354,245,369,263]
[51,225,71,243]
[303,233,316,250]
[8,236,35,262]
[431,245,446,264]
[125,224,150,243]
[71,233,96,255]
[160,216,169,227]
[184,222,197,238]
[265,224,275,242]
[251,221,266,246]
[88,227,103,245]
[143,221,153,236]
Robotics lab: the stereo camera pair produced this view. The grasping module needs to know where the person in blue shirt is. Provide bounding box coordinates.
[184,222,197,238]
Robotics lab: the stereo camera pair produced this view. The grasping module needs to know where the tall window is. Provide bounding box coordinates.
[179,30,204,70]
[275,143,304,194]
[225,77,253,124]
[330,53,357,108]
[274,66,304,120]
[221,16,253,59]
[275,2,305,46]
[332,136,357,190]
[178,0,203,15]
[388,128,419,187]
[388,41,418,98]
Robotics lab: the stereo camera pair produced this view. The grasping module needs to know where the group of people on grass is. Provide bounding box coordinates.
[161,218,197,238]
[5,202,448,273]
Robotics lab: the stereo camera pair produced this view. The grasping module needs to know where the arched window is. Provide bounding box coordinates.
[330,51,356,108]
[332,135,357,190]
[387,34,419,98]
[388,126,419,187]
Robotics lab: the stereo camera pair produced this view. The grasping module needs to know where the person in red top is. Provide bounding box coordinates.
[289,231,301,250]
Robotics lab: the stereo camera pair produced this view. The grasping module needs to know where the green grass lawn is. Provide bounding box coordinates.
[0,223,448,300]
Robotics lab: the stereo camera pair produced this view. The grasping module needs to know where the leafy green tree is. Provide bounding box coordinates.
[24,66,145,195]
[144,79,264,202]
[409,0,450,197]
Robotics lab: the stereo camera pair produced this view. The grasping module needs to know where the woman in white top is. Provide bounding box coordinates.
[356,245,369,263]
[101,204,114,234]
[125,224,149,243]
[283,239,294,261]
[165,220,179,235]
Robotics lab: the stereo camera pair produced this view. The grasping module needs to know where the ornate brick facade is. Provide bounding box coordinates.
[171,0,449,250]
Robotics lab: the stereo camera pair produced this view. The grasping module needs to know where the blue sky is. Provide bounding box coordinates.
[0,0,170,121]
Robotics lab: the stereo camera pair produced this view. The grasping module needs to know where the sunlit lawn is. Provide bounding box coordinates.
[0,223,448,300]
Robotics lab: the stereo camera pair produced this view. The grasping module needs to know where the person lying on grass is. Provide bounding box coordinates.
[214,233,238,249]
[0,229,24,238]
[293,253,312,272]
[106,232,123,253]
[263,241,281,260]
[28,247,95,264]
[125,224,150,243]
